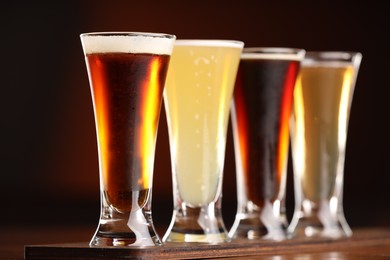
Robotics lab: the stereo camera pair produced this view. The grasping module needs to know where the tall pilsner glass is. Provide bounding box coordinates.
[229,48,305,241]
[288,51,362,238]
[163,40,244,243]
[80,32,175,247]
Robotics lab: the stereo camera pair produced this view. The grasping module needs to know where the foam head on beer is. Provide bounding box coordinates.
[81,32,175,55]
[241,47,305,61]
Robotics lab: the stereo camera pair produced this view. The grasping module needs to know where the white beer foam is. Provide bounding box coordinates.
[241,48,305,61]
[174,39,244,48]
[81,33,175,55]
[302,60,352,68]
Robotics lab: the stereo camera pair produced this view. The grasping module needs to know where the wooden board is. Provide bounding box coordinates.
[24,229,390,259]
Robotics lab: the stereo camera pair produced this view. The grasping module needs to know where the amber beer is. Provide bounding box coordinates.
[288,51,362,238]
[291,65,354,202]
[86,52,170,211]
[229,48,304,240]
[81,32,175,247]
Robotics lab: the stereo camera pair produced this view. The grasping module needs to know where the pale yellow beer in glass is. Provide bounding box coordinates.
[288,51,362,239]
[163,40,244,243]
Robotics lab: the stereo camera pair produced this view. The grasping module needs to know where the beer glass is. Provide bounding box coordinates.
[229,48,305,241]
[163,40,244,243]
[288,51,362,238]
[80,32,175,247]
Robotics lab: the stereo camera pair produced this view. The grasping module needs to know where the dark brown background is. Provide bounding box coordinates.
[1,1,389,234]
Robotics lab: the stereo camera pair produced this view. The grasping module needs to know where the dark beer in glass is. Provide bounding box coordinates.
[80,32,175,247]
[229,48,305,240]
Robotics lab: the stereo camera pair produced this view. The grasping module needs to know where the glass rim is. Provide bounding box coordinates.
[303,51,362,66]
[80,31,176,55]
[80,31,176,39]
[174,39,244,48]
[241,47,306,61]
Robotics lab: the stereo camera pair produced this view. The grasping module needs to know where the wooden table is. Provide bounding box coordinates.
[1,226,389,259]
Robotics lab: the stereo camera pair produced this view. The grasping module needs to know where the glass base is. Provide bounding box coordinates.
[163,202,229,244]
[228,215,287,241]
[288,200,352,239]
[228,201,287,241]
[90,233,161,247]
[165,231,228,243]
[287,214,352,239]
[90,205,162,247]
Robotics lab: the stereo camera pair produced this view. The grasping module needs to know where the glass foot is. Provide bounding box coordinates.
[90,231,162,247]
[288,200,352,239]
[228,201,287,241]
[163,203,229,244]
[90,205,162,247]
[287,214,352,239]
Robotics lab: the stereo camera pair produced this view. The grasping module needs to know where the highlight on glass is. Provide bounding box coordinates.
[80,32,176,247]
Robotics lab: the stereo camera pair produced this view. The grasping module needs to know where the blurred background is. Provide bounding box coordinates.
[1,0,389,236]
